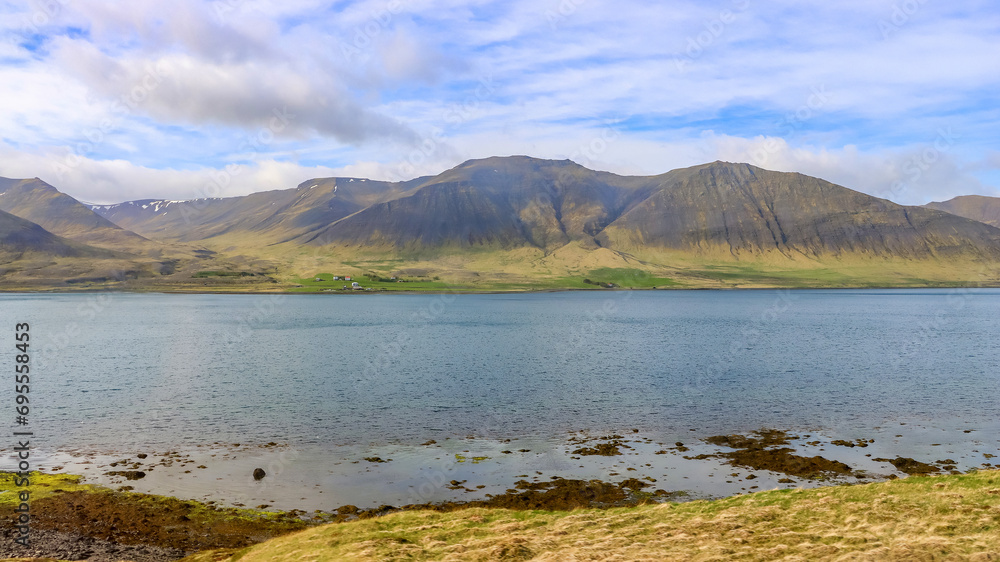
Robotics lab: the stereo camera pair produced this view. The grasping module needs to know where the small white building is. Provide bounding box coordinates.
[332,276,340,280]
[351,281,361,289]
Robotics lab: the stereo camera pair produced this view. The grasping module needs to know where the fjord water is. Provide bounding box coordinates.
[6,289,999,451]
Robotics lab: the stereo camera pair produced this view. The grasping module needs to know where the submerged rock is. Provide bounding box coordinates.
[701,429,852,479]
[106,470,145,480]
[253,468,266,480]
[874,457,940,475]
[618,478,651,491]
[571,442,624,456]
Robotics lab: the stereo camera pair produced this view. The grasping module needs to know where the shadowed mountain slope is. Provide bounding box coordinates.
[0,177,149,249]
[90,176,428,245]
[0,208,112,258]
[597,162,1000,260]
[298,158,1000,262]
[301,156,658,249]
[83,157,1000,267]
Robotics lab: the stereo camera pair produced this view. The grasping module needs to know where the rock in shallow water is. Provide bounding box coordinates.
[253,468,266,480]
[106,470,145,480]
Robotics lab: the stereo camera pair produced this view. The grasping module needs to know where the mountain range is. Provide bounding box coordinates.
[2,157,1000,290]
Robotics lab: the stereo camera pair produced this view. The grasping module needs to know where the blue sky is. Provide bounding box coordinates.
[0,0,998,205]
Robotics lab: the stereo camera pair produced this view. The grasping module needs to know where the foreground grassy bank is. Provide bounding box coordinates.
[0,472,310,556]
[180,470,1000,561]
[3,470,1000,560]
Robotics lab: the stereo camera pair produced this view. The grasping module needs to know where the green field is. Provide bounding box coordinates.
[290,273,458,292]
[689,263,993,288]
[289,268,680,293]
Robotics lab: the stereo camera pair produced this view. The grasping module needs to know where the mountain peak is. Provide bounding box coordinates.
[450,155,579,171]
[925,194,1000,229]
[0,176,150,247]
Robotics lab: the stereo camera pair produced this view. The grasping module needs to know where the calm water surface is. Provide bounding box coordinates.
[3,289,998,452]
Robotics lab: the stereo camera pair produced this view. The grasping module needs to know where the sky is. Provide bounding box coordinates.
[0,0,998,205]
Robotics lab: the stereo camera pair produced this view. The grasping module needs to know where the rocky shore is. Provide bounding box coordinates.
[0,528,187,562]
[3,428,996,561]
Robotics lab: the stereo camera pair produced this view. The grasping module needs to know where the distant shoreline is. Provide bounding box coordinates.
[3,284,1000,295]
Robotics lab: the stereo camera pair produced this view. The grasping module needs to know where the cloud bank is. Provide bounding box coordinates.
[0,0,997,205]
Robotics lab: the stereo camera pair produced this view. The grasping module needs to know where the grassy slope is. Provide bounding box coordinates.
[253,231,1000,292]
[271,241,1000,292]
[5,235,999,292]
[180,470,1000,561]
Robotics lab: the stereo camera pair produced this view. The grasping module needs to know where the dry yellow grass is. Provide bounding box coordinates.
[180,470,1000,561]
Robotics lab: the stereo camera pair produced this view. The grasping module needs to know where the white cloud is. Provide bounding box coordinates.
[0,0,997,204]
[0,140,348,203]
[46,37,420,145]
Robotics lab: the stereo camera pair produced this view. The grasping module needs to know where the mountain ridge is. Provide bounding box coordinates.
[0,207,113,258]
[0,177,150,249]
[925,195,1000,229]
[0,175,282,289]
[80,157,1000,262]
[5,157,1000,290]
